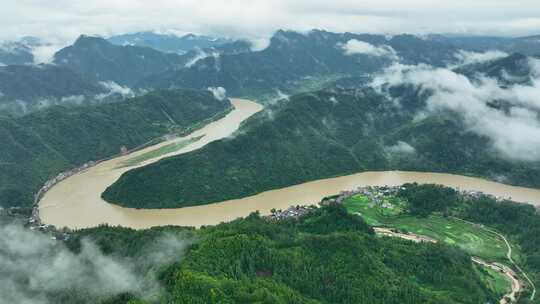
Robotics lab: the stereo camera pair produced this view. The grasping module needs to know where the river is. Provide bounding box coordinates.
[39,99,540,230]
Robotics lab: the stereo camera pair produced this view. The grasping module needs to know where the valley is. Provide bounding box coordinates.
[2,9,540,302]
[38,97,540,230]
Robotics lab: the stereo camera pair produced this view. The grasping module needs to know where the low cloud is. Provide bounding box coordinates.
[96,81,135,100]
[185,49,220,68]
[385,141,416,154]
[453,50,508,66]
[0,224,192,304]
[342,39,397,59]
[373,59,540,161]
[31,43,67,64]
[207,86,227,100]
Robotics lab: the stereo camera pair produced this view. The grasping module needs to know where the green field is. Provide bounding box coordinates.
[119,136,202,168]
[475,265,512,298]
[343,194,512,262]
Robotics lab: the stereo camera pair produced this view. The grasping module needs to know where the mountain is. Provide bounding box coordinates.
[0,89,231,208]
[102,84,540,209]
[53,35,188,86]
[456,52,537,85]
[0,41,34,65]
[107,32,233,54]
[0,64,108,114]
[136,30,458,99]
[429,34,540,56]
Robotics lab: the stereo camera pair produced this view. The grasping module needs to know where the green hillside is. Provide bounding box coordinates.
[0,89,231,208]
[137,30,458,98]
[58,204,498,304]
[54,35,188,86]
[103,89,540,208]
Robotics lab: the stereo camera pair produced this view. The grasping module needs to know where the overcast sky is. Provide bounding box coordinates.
[1,0,540,45]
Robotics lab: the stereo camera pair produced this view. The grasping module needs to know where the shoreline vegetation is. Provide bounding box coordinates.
[26,93,234,229]
[101,90,540,210]
[1,89,232,209]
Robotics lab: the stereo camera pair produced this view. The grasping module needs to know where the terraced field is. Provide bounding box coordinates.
[343,194,515,262]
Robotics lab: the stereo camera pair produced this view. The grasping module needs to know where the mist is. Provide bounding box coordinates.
[0,224,192,304]
[372,56,540,161]
[342,39,397,60]
[207,86,227,101]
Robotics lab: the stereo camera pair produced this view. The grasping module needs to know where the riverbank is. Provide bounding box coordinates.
[37,98,540,230]
[38,98,264,229]
[30,103,234,230]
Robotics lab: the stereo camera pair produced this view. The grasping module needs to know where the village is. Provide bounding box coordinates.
[265,184,533,221]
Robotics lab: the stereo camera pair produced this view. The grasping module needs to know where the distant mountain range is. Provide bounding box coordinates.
[137,30,460,98]
[107,32,234,54]
[428,34,540,56]
[53,35,189,87]
[456,52,538,85]
[0,64,108,114]
[0,30,539,115]
[0,41,34,65]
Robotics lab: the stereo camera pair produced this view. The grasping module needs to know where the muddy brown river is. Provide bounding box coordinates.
[39,98,540,229]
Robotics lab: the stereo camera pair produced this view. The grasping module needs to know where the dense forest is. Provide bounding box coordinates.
[0,89,231,208]
[136,30,460,98]
[6,204,501,304]
[103,88,540,208]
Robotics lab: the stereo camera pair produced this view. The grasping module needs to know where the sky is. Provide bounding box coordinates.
[1,0,540,46]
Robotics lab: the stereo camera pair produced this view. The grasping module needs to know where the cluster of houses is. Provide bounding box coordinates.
[266,205,313,220]
[267,186,405,221]
[34,160,97,206]
[321,186,404,206]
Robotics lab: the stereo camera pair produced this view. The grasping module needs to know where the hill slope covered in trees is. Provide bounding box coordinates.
[103,88,540,208]
[0,89,231,208]
[11,204,498,304]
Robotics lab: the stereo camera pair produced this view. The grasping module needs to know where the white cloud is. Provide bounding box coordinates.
[31,43,67,64]
[373,60,540,161]
[207,86,227,100]
[454,50,508,66]
[342,39,397,59]
[96,81,135,100]
[385,141,416,154]
[185,49,220,68]
[1,1,540,53]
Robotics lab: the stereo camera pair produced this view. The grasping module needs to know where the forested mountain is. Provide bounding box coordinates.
[5,204,498,304]
[108,32,233,54]
[3,30,536,116]
[456,52,538,84]
[136,30,459,98]
[103,86,540,208]
[53,35,189,86]
[0,64,108,114]
[429,34,540,56]
[0,40,34,65]
[0,89,231,208]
